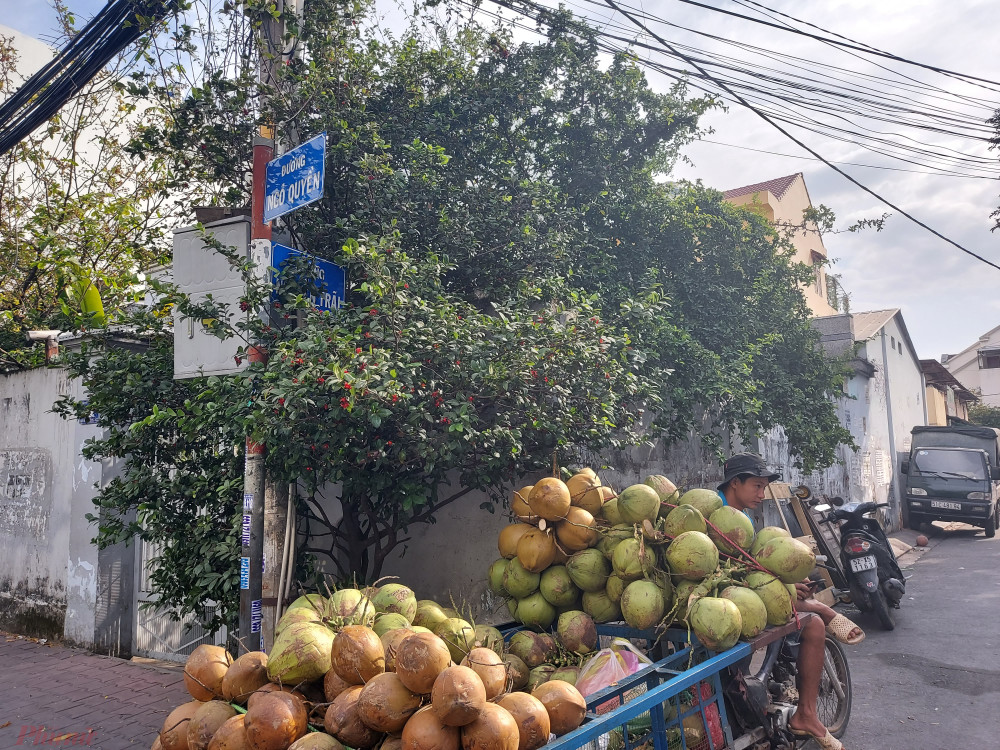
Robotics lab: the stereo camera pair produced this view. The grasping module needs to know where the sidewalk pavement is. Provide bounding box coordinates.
[1,632,189,750]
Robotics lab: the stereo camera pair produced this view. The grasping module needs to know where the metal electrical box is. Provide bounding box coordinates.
[172,217,263,379]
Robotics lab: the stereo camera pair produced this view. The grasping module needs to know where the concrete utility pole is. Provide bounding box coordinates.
[240,2,285,655]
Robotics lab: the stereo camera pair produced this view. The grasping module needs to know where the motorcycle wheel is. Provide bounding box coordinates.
[817,636,852,739]
[871,587,895,631]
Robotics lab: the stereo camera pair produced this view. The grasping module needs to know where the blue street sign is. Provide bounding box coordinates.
[264,133,326,223]
[240,556,250,590]
[272,243,346,312]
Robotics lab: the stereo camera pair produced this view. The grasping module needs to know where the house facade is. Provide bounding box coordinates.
[941,325,1000,408]
[921,359,977,425]
[723,173,843,317]
[761,309,927,530]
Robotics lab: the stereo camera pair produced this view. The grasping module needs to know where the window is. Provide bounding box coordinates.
[891,335,896,350]
[980,351,1000,369]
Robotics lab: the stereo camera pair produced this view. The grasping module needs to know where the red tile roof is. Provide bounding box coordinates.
[723,173,801,200]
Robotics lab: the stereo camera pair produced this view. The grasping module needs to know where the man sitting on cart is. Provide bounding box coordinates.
[719,453,864,750]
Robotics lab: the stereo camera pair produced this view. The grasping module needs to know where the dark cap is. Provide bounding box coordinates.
[718,453,780,490]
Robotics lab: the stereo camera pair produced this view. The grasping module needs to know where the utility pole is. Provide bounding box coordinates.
[240,2,284,655]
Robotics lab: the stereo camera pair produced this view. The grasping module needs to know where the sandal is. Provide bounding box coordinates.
[826,613,865,645]
[790,728,844,750]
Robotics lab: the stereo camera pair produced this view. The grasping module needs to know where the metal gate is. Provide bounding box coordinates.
[133,536,227,662]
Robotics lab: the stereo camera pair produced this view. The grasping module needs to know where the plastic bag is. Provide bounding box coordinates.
[575,638,654,698]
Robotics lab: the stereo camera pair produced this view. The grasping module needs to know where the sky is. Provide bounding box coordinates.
[7,0,1000,362]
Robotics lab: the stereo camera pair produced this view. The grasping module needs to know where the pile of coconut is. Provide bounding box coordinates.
[489,469,816,653]
[154,584,590,750]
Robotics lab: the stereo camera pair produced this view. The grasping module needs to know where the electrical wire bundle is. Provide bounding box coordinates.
[0,0,177,156]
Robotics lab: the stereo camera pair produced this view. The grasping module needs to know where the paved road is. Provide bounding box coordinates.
[836,524,1000,750]
[0,633,188,749]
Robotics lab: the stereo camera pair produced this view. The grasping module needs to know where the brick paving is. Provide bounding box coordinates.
[0,633,190,750]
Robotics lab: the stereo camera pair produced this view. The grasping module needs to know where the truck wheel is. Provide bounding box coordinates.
[985,513,997,539]
[907,513,926,532]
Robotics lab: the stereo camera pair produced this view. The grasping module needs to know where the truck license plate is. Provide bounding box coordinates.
[850,555,877,573]
[931,500,962,510]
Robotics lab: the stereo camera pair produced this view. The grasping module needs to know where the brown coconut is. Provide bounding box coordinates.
[459,648,507,700]
[511,486,536,523]
[207,715,248,750]
[154,737,163,750]
[579,485,613,518]
[566,471,600,507]
[401,706,460,750]
[380,736,404,750]
[556,507,599,551]
[222,652,270,705]
[516,528,557,573]
[459,703,519,750]
[247,684,309,712]
[184,645,234,701]
[395,631,453,695]
[324,668,354,702]
[288,736,346,750]
[381,628,415,672]
[331,625,386,685]
[528,478,572,522]
[161,701,204,750]
[532,681,586,736]
[245,691,308,750]
[188,701,238,750]
[357,672,423,733]
[431,666,487,727]
[498,524,535,559]
[324,685,384,749]
[496,693,551,750]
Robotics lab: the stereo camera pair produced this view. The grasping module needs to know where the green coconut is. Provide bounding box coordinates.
[611,538,656,581]
[527,665,556,692]
[582,590,621,623]
[644,475,680,506]
[707,507,756,556]
[329,589,376,627]
[503,653,530,690]
[651,569,674,611]
[412,600,450,631]
[507,598,520,623]
[598,524,637,561]
[745,571,794,626]
[508,631,557,668]
[275,606,325,640]
[749,526,792,556]
[601,498,623,525]
[672,580,699,622]
[504,557,541,599]
[662,505,707,538]
[516,592,557,630]
[373,613,412,638]
[605,573,625,603]
[488,559,509,597]
[556,611,598,654]
[433,617,477,663]
[474,625,504,655]
[620,580,666,630]
[719,586,768,639]
[566,548,611,593]
[664,531,719,581]
[617,484,662,525]
[372,584,418,623]
[267,620,336,684]
[755,536,816,584]
[540,565,581,608]
[677,489,724,519]
[550,666,581,685]
[285,593,331,617]
[689,597,742,651]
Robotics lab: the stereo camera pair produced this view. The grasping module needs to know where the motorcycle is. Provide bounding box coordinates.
[820,501,906,630]
[725,614,853,749]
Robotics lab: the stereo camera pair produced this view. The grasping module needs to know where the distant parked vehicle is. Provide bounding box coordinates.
[900,425,1000,538]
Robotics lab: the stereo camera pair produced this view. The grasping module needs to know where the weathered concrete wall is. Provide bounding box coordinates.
[0,368,112,647]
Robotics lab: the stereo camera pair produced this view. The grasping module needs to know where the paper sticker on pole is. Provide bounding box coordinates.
[263,132,326,223]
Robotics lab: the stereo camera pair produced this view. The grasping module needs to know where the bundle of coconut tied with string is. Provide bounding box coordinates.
[488,471,818,655]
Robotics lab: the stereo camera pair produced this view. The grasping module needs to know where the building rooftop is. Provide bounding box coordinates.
[723,173,801,201]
